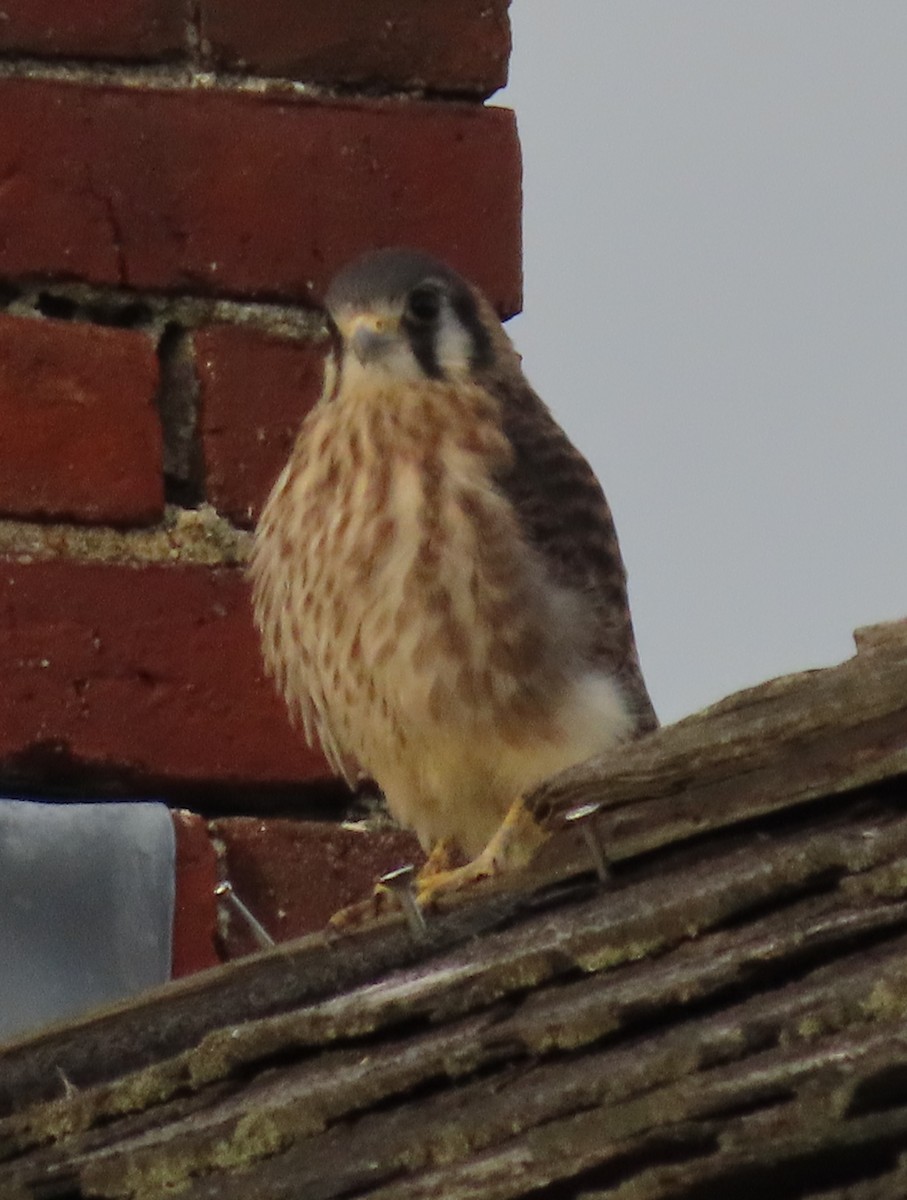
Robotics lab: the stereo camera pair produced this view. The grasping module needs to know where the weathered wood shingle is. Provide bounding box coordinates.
[2,620,907,1199]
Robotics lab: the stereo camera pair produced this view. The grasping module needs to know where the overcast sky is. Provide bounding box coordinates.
[499,2,907,723]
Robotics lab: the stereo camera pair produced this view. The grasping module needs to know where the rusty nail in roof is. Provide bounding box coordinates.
[215,879,275,949]
[379,863,428,939]
[564,802,610,883]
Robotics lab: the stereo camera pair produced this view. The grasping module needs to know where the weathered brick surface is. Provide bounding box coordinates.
[0,314,164,524]
[0,0,519,998]
[0,559,332,787]
[213,817,424,953]
[0,0,187,60]
[171,809,220,976]
[0,79,522,315]
[195,327,325,527]
[199,0,511,97]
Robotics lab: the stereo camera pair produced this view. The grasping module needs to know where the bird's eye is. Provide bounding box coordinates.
[406,285,442,324]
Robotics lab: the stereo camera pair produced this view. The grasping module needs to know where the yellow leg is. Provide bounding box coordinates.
[415,795,548,908]
[416,836,461,881]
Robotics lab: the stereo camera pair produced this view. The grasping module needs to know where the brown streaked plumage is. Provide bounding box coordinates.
[251,248,656,896]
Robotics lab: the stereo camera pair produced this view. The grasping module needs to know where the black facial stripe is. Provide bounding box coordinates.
[322,313,344,399]
[401,285,494,380]
[450,289,493,370]
[406,320,443,378]
[324,310,341,343]
[324,313,344,363]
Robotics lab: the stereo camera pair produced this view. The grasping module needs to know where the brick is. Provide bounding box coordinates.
[0,559,332,787]
[0,314,164,524]
[199,0,511,98]
[171,809,220,976]
[0,0,187,60]
[213,817,423,953]
[0,79,522,315]
[195,327,325,527]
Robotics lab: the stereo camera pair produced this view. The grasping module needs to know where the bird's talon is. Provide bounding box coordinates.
[328,885,393,929]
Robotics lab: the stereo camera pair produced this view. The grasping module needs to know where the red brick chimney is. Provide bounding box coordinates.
[0,1,520,970]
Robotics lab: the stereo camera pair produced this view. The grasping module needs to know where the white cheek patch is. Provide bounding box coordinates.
[342,339,425,387]
[433,305,475,378]
[385,339,427,379]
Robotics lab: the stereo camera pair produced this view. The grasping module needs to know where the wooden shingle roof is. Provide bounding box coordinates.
[2,620,907,1199]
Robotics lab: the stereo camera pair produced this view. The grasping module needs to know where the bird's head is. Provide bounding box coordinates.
[323,248,511,389]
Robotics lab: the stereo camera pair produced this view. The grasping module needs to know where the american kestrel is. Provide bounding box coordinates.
[252,248,656,904]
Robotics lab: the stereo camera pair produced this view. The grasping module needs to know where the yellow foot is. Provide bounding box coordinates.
[416,795,549,908]
[329,797,549,926]
[329,859,428,930]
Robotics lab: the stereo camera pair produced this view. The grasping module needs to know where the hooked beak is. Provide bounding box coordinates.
[347,315,398,365]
